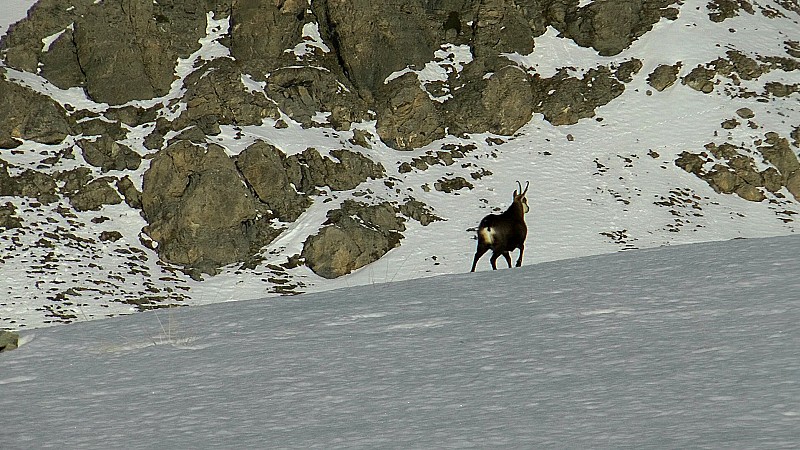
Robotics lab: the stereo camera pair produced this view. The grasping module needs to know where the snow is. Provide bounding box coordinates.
[1,235,799,448]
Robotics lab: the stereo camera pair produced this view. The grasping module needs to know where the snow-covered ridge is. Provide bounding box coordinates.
[1,235,798,447]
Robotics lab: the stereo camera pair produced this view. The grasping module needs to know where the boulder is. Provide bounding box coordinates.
[302,201,405,278]
[376,73,445,150]
[0,202,22,230]
[532,66,626,125]
[447,64,534,137]
[561,0,678,56]
[0,330,19,352]
[0,77,73,144]
[69,178,123,212]
[79,137,142,173]
[173,59,280,132]
[236,142,311,222]
[141,141,278,273]
[648,63,682,91]
[284,148,385,193]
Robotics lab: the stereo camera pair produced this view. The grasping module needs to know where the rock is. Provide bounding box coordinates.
[648,63,682,91]
[0,129,23,149]
[116,176,143,209]
[399,199,443,226]
[173,59,280,132]
[0,330,19,352]
[682,65,716,93]
[675,152,706,175]
[758,133,800,179]
[236,142,311,222]
[0,77,73,144]
[736,107,755,119]
[312,0,439,96]
[0,202,22,230]
[786,170,800,201]
[141,141,278,273]
[229,0,309,74]
[69,178,123,212]
[99,230,124,242]
[561,0,678,56]
[79,137,142,172]
[56,167,93,196]
[302,201,405,278]
[376,73,445,150]
[533,66,625,125]
[707,165,738,194]
[265,66,369,131]
[434,177,473,193]
[285,148,385,193]
[447,65,534,137]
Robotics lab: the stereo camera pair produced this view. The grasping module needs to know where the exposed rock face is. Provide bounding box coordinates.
[284,148,386,193]
[69,178,124,211]
[302,201,405,279]
[648,63,682,91]
[79,137,142,173]
[2,0,226,105]
[141,141,277,273]
[236,141,311,223]
[0,77,73,145]
[0,202,22,230]
[676,132,800,202]
[561,0,678,56]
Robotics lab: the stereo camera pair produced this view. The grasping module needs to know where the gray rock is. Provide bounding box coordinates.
[141,141,278,273]
[648,63,682,91]
[302,201,405,279]
[285,148,385,193]
[79,137,142,173]
[69,178,123,212]
[117,176,143,210]
[173,59,280,132]
[0,77,73,144]
[236,141,311,222]
[0,330,19,352]
[376,73,445,150]
[532,66,626,125]
[0,202,22,230]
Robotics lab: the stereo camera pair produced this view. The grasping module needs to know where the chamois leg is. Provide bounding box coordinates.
[489,251,501,270]
[502,251,512,268]
[515,245,524,267]
[471,243,490,272]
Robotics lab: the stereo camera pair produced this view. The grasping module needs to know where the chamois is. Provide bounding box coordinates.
[470,181,530,272]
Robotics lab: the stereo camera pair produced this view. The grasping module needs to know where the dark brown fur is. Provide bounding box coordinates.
[470,181,529,272]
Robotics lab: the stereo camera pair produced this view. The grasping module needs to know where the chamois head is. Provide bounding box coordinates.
[470,181,531,272]
[513,181,530,214]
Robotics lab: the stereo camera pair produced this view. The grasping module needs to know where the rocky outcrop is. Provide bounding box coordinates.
[141,141,278,273]
[676,132,800,202]
[648,63,682,91]
[236,142,311,223]
[0,330,19,352]
[302,201,405,279]
[0,76,73,145]
[78,137,142,173]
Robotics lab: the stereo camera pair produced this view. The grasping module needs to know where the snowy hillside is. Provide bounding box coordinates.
[1,235,799,448]
[1,0,800,329]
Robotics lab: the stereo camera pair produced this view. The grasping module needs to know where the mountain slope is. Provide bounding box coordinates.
[1,0,799,329]
[1,235,799,448]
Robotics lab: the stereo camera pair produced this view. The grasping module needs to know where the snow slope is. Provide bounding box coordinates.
[1,235,799,448]
[1,0,800,329]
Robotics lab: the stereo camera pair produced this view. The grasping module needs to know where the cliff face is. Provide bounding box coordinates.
[1,0,799,327]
